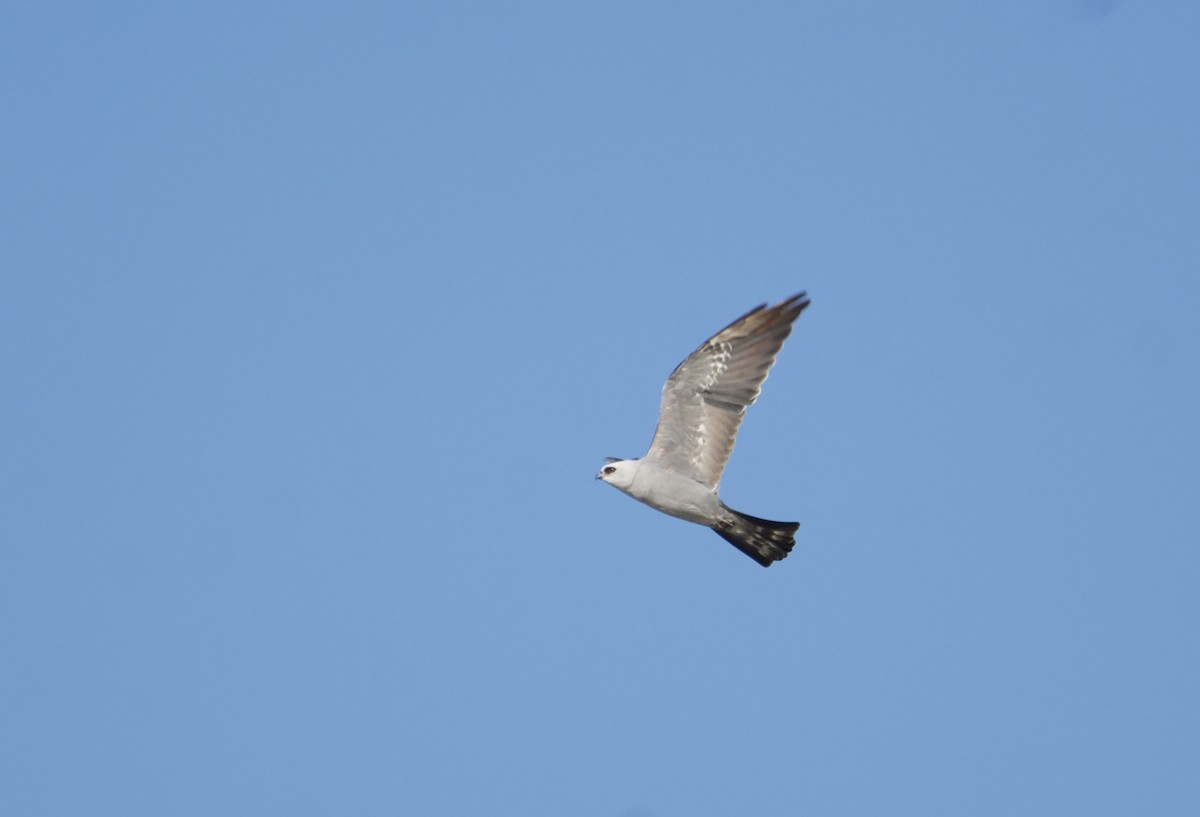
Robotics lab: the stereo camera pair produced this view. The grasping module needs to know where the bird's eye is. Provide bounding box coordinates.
[603,466,616,475]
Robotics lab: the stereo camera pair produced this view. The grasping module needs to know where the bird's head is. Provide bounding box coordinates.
[595,457,638,491]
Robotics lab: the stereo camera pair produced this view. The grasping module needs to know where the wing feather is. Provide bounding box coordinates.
[644,292,810,488]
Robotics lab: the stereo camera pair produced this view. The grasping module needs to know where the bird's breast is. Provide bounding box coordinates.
[628,467,719,526]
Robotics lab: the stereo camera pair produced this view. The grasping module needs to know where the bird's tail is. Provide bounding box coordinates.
[712,508,799,567]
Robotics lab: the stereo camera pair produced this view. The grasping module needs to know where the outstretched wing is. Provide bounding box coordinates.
[644,292,809,489]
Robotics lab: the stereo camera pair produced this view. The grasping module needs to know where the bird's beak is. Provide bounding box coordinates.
[595,472,603,480]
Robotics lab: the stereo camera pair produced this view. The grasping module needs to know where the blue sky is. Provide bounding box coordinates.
[3,2,1198,815]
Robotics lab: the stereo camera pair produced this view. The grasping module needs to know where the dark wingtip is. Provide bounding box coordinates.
[780,291,811,317]
[710,291,811,340]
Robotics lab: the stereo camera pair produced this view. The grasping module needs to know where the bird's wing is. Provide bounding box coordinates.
[644,292,809,489]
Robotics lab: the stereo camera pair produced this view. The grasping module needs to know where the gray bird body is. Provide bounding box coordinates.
[597,292,810,567]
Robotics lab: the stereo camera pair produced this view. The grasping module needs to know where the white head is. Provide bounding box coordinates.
[595,457,639,492]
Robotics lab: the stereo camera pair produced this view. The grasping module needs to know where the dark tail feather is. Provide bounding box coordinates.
[712,508,799,567]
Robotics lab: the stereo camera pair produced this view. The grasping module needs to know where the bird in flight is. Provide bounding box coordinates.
[596,292,810,567]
